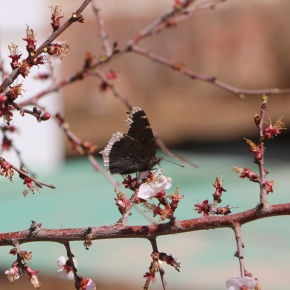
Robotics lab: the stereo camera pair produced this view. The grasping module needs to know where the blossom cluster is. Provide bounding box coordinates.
[57,256,96,290]
[194,177,231,216]
[5,248,41,289]
[120,169,184,221]
[143,252,180,290]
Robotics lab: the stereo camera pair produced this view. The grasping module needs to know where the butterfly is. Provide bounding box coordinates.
[100,107,161,175]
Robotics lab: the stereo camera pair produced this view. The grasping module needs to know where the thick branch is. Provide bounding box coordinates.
[0,203,289,246]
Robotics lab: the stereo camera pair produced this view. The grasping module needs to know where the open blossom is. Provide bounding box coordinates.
[226,276,256,290]
[79,278,96,290]
[244,139,263,162]
[137,170,172,200]
[5,267,20,283]
[57,256,77,280]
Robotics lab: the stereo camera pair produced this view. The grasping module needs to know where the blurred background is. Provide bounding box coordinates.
[0,0,290,289]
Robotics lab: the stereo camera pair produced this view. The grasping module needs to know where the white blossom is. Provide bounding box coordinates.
[226,276,256,290]
[85,279,96,290]
[5,268,20,283]
[57,256,77,280]
[137,170,172,200]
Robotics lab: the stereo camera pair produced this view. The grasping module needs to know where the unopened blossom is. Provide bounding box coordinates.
[244,139,263,162]
[107,69,117,80]
[226,276,256,290]
[79,277,96,290]
[0,103,13,125]
[24,266,40,289]
[49,5,64,31]
[114,191,130,214]
[168,188,184,210]
[2,136,12,150]
[265,180,274,193]
[46,40,70,59]
[159,252,180,272]
[143,253,163,290]
[99,81,109,92]
[264,117,286,140]
[57,256,77,280]
[137,170,172,200]
[6,84,23,101]
[16,60,32,78]
[8,43,22,68]
[22,176,39,194]
[213,177,226,201]
[153,203,173,221]
[5,267,20,283]
[194,199,210,216]
[33,55,46,66]
[0,158,14,181]
[122,174,138,189]
[232,166,259,183]
[22,26,37,53]
[216,205,231,215]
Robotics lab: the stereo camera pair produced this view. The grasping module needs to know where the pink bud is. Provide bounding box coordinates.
[41,113,51,121]
[0,95,7,103]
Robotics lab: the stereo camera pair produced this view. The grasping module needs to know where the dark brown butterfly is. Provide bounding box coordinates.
[100,107,161,175]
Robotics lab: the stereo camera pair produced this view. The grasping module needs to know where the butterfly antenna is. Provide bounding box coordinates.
[162,158,184,168]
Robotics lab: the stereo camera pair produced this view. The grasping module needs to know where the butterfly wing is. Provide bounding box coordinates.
[100,107,157,175]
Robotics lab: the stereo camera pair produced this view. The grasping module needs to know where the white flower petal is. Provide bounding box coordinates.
[226,276,256,290]
[57,269,67,279]
[137,171,151,180]
[5,269,14,275]
[240,277,256,288]
[86,279,96,290]
[164,177,172,189]
[57,256,66,267]
[66,271,74,280]
[138,183,155,200]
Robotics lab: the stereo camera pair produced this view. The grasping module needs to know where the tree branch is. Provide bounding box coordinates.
[1,203,289,246]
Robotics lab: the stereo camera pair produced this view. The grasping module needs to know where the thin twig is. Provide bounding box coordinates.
[132,45,290,97]
[149,237,167,290]
[257,98,269,210]
[92,1,112,57]
[64,242,79,290]
[91,70,133,109]
[233,224,245,277]
[153,0,226,34]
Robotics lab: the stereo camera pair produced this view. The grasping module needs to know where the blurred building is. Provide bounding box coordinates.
[51,0,290,156]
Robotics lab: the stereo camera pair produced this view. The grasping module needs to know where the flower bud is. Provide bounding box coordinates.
[0,95,7,103]
[254,114,260,126]
[40,113,50,121]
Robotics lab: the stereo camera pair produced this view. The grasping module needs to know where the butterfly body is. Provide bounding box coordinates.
[100,107,161,175]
